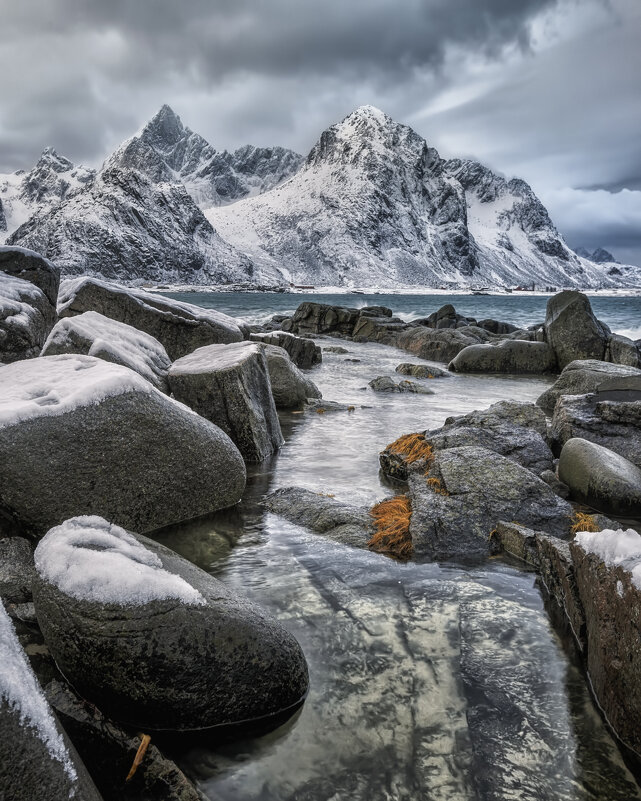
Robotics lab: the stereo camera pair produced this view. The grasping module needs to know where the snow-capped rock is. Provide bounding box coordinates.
[207,106,641,289]
[108,104,303,208]
[0,148,94,241]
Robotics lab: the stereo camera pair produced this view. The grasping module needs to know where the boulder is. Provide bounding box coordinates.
[250,330,321,368]
[551,393,641,469]
[32,516,308,731]
[409,446,571,559]
[282,302,360,336]
[449,340,556,374]
[368,376,434,394]
[57,277,243,360]
[0,354,246,537]
[0,272,56,363]
[0,603,103,801]
[536,359,641,414]
[475,318,519,335]
[570,529,641,756]
[168,342,283,462]
[265,487,371,548]
[558,438,641,516]
[0,537,35,604]
[396,326,485,363]
[0,245,60,306]
[262,344,321,409]
[607,333,641,368]
[42,311,171,392]
[351,314,408,344]
[395,362,449,379]
[544,290,609,369]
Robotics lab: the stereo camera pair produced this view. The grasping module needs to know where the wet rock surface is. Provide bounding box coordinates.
[544,290,609,369]
[536,359,641,413]
[250,330,321,368]
[449,339,556,374]
[558,437,641,516]
[261,343,321,408]
[32,518,309,732]
[395,362,450,378]
[169,342,283,462]
[396,326,486,362]
[368,375,435,394]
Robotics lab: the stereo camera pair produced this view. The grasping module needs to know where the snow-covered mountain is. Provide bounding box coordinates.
[0,148,94,240]
[5,104,640,288]
[206,106,640,289]
[107,104,303,208]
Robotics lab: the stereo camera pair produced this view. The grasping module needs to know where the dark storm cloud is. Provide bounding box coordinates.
[0,0,556,169]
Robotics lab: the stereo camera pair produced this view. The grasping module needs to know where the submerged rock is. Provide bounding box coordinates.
[169,341,283,462]
[558,438,641,516]
[42,310,172,392]
[449,340,556,374]
[57,277,243,360]
[262,344,321,409]
[0,603,103,801]
[409,446,571,559]
[32,516,309,732]
[0,354,245,536]
[544,291,609,369]
[265,487,371,548]
[536,359,641,414]
[368,376,434,394]
[396,326,485,363]
[395,362,450,378]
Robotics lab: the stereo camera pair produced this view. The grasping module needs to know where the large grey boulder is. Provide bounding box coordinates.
[0,245,60,306]
[409,446,571,559]
[0,354,246,537]
[58,277,243,360]
[32,517,308,731]
[544,290,609,369]
[558,438,641,516]
[282,302,360,336]
[536,359,641,414]
[250,330,321,368]
[169,341,283,462]
[551,393,641,469]
[262,344,321,409]
[265,487,372,548]
[368,376,434,394]
[570,529,641,756]
[449,340,556,374]
[0,603,103,801]
[396,326,485,363]
[0,272,56,363]
[42,310,171,392]
[607,333,641,368]
[0,537,35,604]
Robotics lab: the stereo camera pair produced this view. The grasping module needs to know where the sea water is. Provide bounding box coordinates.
[157,292,641,801]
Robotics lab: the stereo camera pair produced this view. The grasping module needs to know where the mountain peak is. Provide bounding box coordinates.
[34,147,74,173]
[142,104,185,148]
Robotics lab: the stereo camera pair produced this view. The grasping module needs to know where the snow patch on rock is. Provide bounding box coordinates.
[0,603,77,782]
[34,516,206,606]
[575,528,641,590]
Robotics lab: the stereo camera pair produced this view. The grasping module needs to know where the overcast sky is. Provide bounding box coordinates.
[1,0,639,263]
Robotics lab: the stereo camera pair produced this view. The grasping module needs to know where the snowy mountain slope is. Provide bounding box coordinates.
[206,106,641,289]
[108,104,303,209]
[8,164,256,284]
[0,148,94,241]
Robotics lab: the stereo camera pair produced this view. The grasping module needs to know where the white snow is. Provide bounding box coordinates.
[43,311,171,389]
[575,528,641,590]
[170,340,260,374]
[34,516,206,607]
[0,353,153,429]
[0,603,78,783]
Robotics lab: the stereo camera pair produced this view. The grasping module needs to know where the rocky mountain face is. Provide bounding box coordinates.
[0,148,94,239]
[107,105,303,208]
[5,104,640,288]
[207,106,638,288]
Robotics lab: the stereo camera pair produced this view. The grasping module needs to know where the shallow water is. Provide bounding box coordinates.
[156,293,641,801]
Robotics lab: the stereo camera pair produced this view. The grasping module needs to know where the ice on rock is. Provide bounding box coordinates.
[575,528,641,590]
[34,516,206,606]
[0,603,77,782]
[0,353,153,428]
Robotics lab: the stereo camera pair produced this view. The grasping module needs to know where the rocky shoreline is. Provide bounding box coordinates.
[1,243,641,799]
